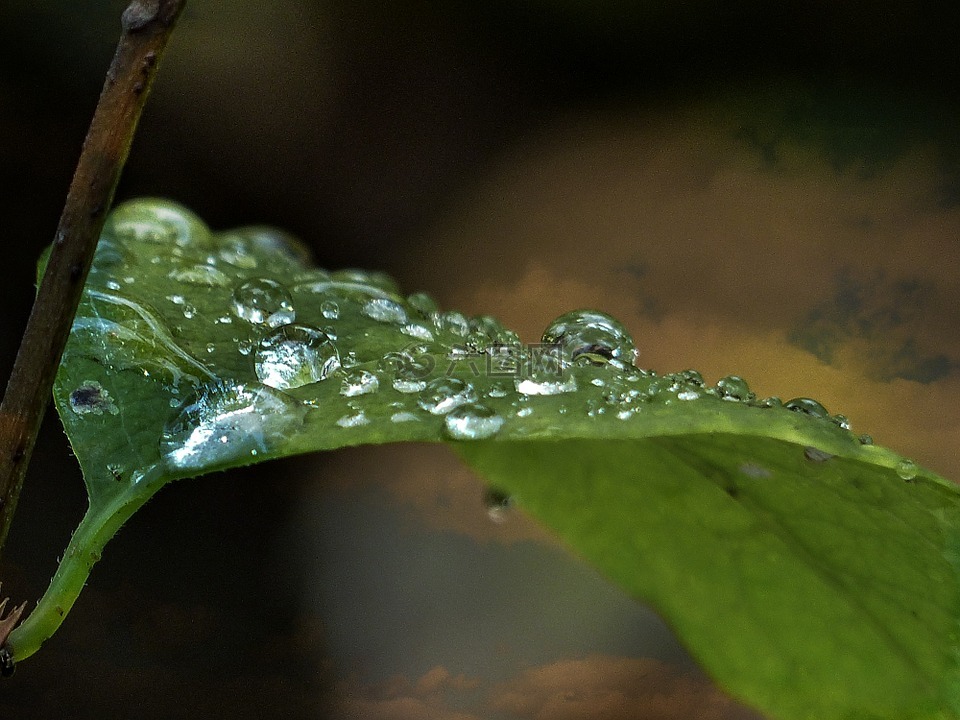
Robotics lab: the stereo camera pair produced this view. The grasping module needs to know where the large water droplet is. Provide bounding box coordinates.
[541,309,637,367]
[254,324,340,390]
[160,382,306,470]
[362,298,408,324]
[445,403,505,440]
[231,278,296,327]
[784,397,830,419]
[105,199,210,248]
[418,378,477,415]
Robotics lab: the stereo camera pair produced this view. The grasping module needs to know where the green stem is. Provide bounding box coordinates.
[4,466,165,662]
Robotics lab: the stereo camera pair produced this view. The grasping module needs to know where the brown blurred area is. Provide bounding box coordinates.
[1,1,959,718]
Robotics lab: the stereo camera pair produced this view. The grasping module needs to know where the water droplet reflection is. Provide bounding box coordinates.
[254,324,340,390]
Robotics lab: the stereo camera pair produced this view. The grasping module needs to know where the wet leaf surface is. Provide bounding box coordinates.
[9,199,960,719]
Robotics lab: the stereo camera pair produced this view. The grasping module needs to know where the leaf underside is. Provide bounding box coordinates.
[11,199,960,720]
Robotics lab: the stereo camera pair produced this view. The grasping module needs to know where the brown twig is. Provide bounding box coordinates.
[0,0,188,561]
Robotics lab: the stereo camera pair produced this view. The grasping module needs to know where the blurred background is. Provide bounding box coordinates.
[2,1,960,718]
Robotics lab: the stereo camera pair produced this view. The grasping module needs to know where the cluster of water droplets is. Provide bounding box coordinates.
[70,198,905,484]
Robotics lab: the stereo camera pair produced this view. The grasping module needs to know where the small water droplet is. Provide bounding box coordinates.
[516,406,534,417]
[436,311,470,337]
[380,350,431,393]
[391,411,420,423]
[739,463,772,479]
[105,279,122,291]
[160,382,306,470]
[715,375,753,401]
[340,369,379,396]
[227,227,312,267]
[254,324,340,390]
[677,390,699,401]
[541,309,637,367]
[896,459,918,481]
[336,410,370,428]
[676,369,705,386]
[333,268,399,294]
[92,238,128,268]
[804,446,833,463]
[858,434,874,445]
[488,383,509,398]
[418,378,477,415]
[831,414,851,431]
[232,278,295,327]
[393,378,426,393]
[784,397,829,419]
[401,323,435,341]
[168,264,231,287]
[321,300,340,320]
[515,372,577,396]
[205,343,216,353]
[444,403,504,440]
[755,396,783,409]
[69,381,119,416]
[218,235,260,269]
[407,292,438,318]
[362,298,408,324]
[484,488,512,523]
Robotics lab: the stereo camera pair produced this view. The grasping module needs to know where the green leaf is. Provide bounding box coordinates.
[8,199,960,720]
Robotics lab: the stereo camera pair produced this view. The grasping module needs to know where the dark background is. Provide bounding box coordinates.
[1,2,959,718]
